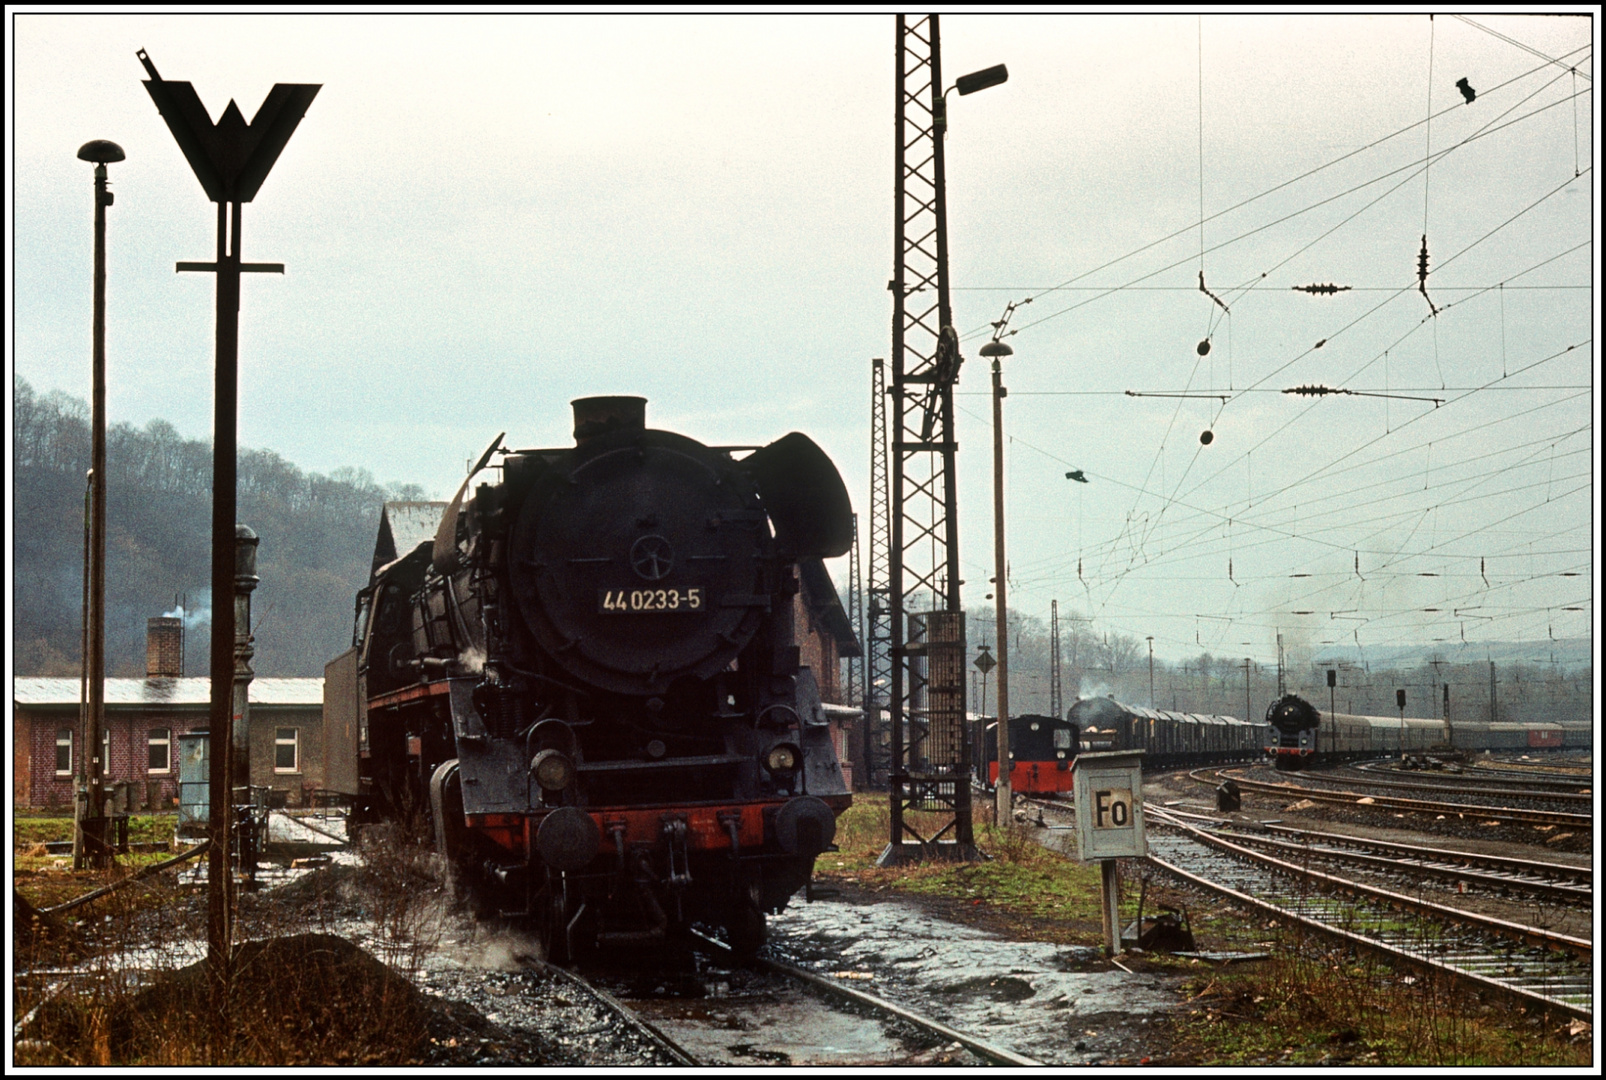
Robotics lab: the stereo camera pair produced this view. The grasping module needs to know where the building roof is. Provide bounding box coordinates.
[797,558,862,657]
[13,677,324,708]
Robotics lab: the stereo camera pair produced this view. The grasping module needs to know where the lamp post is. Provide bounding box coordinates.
[1147,636,1155,707]
[982,338,1013,824]
[76,138,124,870]
[1396,688,1407,760]
[1243,658,1252,728]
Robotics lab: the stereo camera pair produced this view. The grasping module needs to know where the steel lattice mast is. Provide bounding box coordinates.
[881,14,974,862]
[865,356,892,788]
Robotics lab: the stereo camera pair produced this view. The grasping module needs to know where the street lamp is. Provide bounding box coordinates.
[935,63,1009,136]
[75,138,124,870]
[982,338,1013,824]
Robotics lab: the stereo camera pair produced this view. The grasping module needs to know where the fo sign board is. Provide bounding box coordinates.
[1073,750,1147,860]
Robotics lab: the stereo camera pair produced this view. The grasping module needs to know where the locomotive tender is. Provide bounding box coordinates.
[345,396,854,959]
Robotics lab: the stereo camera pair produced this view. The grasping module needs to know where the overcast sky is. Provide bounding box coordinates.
[9,10,1598,668]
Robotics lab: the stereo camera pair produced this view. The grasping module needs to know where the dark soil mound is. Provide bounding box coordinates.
[139,933,425,1064]
[26,934,427,1065]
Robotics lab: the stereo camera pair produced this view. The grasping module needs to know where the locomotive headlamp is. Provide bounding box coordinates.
[531,749,577,791]
[764,743,801,775]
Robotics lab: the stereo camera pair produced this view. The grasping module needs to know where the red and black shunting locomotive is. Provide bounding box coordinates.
[979,714,1082,795]
[348,396,854,959]
[1265,693,1321,771]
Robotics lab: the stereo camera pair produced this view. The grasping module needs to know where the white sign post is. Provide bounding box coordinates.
[1073,750,1147,956]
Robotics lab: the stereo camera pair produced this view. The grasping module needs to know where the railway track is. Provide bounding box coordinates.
[1143,807,1592,1020]
[1158,806,1590,906]
[532,958,702,1065]
[580,933,1042,1067]
[1468,757,1594,781]
[1203,768,1594,829]
[1341,762,1592,800]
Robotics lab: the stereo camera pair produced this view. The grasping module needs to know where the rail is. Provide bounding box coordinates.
[690,929,1043,1067]
[1144,807,1591,1019]
[1196,768,1594,829]
[528,958,701,1066]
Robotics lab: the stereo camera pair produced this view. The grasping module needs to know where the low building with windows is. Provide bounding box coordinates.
[13,636,324,811]
[794,557,863,788]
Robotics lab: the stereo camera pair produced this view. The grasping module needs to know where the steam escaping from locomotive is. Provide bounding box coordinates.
[341,397,854,960]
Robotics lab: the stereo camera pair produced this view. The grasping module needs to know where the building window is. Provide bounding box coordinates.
[102,729,111,777]
[55,729,73,776]
[148,728,172,774]
[274,728,300,773]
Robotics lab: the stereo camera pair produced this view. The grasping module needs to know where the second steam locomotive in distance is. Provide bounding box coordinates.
[340,396,855,960]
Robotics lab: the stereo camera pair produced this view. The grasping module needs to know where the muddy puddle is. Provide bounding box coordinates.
[770,894,1185,1065]
[627,973,953,1067]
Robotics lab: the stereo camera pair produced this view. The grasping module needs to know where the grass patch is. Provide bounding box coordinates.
[1173,932,1592,1066]
[14,814,178,847]
[819,799,1108,945]
[14,816,192,914]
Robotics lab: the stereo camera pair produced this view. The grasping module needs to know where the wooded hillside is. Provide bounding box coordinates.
[13,376,430,677]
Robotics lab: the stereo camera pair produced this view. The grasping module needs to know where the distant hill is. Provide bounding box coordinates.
[13,377,431,678]
[1310,638,1592,674]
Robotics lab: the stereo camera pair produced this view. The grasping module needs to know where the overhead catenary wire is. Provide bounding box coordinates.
[1452,14,1593,80]
[1008,396,1589,584]
[992,380,1589,584]
[975,345,1590,637]
[972,79,1588,364]
[957,47,1591,343]
[957,414,1586,636]
[1076,215,1587,612]
[946,26,1589,663]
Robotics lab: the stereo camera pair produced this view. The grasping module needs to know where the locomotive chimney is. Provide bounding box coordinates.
[147,616,184,678]
[572,396,646,444]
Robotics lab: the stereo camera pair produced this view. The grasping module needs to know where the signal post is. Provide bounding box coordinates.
[1073,750,1147,956]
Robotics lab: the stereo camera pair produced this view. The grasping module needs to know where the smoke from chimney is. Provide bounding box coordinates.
[163,597,210,632]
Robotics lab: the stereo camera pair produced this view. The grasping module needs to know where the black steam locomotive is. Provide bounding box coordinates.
[1265,693,1321,770]
[347,397,854,959]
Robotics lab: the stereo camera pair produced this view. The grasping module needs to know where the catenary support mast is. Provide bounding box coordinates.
[881,14,974,863]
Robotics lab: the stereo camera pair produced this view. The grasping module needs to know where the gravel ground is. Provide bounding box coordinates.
[19,765,1589,1067]
[1144,769,1594,938]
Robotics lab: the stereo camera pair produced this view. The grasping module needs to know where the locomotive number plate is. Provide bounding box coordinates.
[598,587,704,613]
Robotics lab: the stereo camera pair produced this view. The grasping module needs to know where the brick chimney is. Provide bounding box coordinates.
[146,616,184,678]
